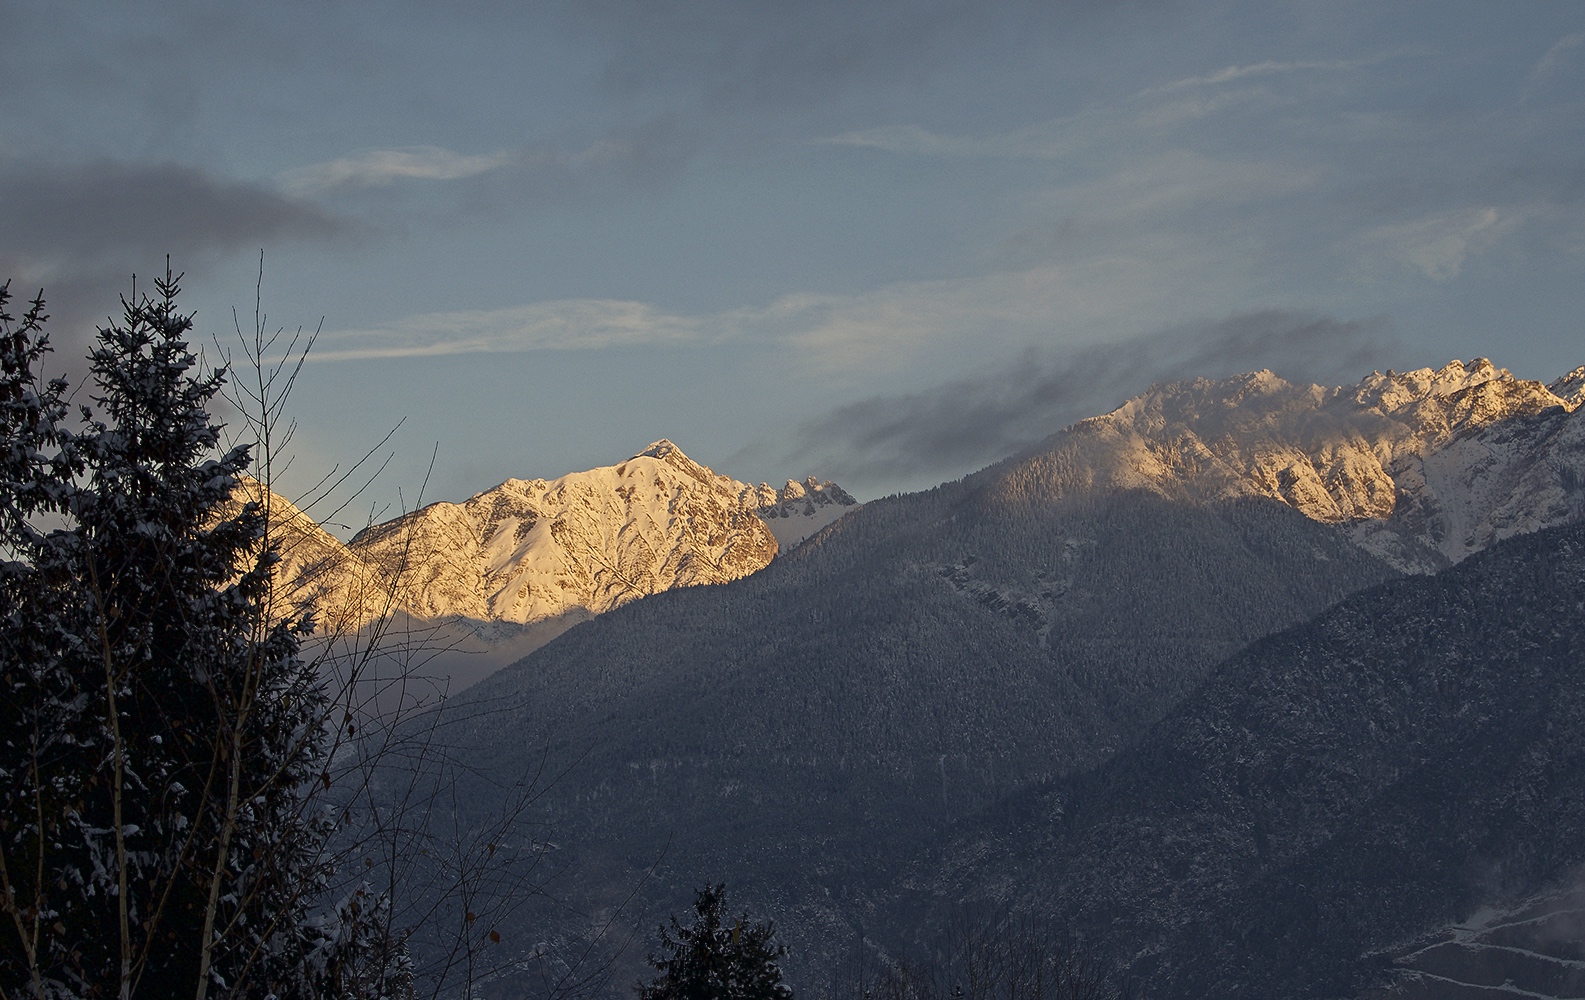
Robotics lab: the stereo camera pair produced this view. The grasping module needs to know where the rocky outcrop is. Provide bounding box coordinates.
[743,476,858,548]
[1550,364,1585,409]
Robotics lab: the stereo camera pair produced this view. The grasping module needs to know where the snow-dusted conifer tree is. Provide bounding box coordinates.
[0,280,98,1000]
[0,271,392,999]
[639,885,793,1000]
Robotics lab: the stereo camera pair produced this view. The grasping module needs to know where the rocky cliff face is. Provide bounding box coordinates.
[1000,359,1585,571]
[275,440,857,629]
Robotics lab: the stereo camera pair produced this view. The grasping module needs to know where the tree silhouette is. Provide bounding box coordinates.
[0,271,378,999]
[638,885,792,1000]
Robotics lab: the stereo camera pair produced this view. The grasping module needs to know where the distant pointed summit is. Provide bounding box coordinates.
[635,438,683,459]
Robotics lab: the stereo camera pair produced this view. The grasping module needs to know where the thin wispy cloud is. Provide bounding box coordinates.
[275,129,695,209]
[308,141,1322,371]
[1522,31,1585,101]
[777,253,1257,374]
[1356,206,1515,281]
[819,108,1127,160]
[309,299,711,361]
[1150,58,1362,93]
[310,235,1260,378]
[310,293,837,363]
[1531,32,1585,79]
[279,146,519,194]
[819,56,1367,160]
[1028,150,1320,222]
[819,124,988,156]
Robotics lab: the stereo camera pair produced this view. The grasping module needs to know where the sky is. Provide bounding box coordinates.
[3,1,1583,524]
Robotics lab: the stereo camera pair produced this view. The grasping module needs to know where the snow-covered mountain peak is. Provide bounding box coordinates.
[635,438,683,460]
[621,437,726,487]
[1219,368,1288,399]
[1414,356,1503,397]
[752,476,859,548]
[1016,359,1585,571]
[1348,357,1540,419]
[279,441,859,630]
[777,476,856,504]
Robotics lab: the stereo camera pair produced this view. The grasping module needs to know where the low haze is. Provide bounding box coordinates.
[4,1,1582,514]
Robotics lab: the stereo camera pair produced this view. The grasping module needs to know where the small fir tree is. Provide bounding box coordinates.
[638,885,793,1000]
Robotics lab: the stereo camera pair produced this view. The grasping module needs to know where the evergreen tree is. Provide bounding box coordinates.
[0,271,383,999]
[639,885,792,1000]
[0,282,79,999]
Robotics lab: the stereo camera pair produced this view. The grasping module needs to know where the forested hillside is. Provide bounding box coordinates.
[446,481,1398,988]
[929,518,1585,999]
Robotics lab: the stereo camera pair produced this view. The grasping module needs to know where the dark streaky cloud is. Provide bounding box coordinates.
[792,311,1398,490]
[0,159,348,359]
[0,159,346,262]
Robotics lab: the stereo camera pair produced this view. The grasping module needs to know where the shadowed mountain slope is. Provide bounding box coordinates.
[930,519,1585,1000]
[448,487,1398,987]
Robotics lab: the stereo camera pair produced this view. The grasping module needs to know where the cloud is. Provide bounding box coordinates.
[310,240,1258,378]
[772,254,1251,374]
[818,102,1154,160]
[784,310,1396,489]
[1150,58,1363,93]
[279,146,519,193]
[1029,149,1320,221]
[1524,31,1585,97]
[818,57,1366,160]
[1356,206,1515,281]
[819,123,1000,157]
[309,299,711,361]
[0,159,345,264]
[0,158,350,358]
[817,114,1106,161]
[309,286,938,364]
[276,124,697,215]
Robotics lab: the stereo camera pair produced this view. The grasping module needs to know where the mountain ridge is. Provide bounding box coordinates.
[993,359,1584,571]
[269,439,858,633]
